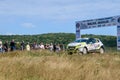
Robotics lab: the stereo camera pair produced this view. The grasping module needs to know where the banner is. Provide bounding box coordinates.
[76,16,120,29]
[76,15,120,50]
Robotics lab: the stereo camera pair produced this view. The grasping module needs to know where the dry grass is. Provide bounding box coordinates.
[0,50,120,80]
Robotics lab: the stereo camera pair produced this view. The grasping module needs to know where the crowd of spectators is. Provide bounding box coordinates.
[0,39,65,53]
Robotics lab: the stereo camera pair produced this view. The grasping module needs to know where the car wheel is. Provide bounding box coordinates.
[82,48,87,54]
[76,49,82,55]
[68,52,73,55]
[99,48,105,54]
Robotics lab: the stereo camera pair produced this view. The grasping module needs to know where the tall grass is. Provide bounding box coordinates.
[0,50,120,80]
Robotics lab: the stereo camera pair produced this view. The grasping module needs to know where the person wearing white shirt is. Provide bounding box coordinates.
[40,43,45,49]
[26,42,30,51]
[0,40,2,52]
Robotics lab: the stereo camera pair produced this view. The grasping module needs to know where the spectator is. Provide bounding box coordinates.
[26,42,30,51]
[3,41,9,52]
[60,44,65,51]
[38,43,41,49]
[56,44,61,52]
[34,43,38,50]
[10,39,16,51]
[0,39,2,52]
[49,43,53,51]
[21,40,25,51]
[53,43,56,52]
[44,44,47,49]
[40,42,45,49]
[45,43,49,49]
[32,42,36,49]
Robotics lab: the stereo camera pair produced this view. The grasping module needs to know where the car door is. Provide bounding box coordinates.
[87,38,96,51]
[93,39,101,50]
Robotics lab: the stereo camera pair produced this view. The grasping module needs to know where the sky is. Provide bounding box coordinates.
[0,0,120,35]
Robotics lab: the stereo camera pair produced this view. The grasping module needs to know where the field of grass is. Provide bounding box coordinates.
[0,49,120,80]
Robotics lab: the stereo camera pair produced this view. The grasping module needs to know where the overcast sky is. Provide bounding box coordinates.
[0,0,120,35]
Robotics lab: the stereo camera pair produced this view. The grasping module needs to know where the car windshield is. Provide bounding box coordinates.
[74,39,87,43]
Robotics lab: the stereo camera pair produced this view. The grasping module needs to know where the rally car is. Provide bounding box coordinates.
[67,38,105,54]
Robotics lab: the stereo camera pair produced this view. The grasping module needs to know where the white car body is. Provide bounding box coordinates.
[67,38,105,54]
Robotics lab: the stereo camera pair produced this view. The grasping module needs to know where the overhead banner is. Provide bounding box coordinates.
[76,16,120,30]
[76,15,120,50]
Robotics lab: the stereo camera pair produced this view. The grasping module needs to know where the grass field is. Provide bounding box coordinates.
[0,49,120,80]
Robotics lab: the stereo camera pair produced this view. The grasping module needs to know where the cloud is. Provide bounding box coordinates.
[21,23,36,28]
[0,0,120,21]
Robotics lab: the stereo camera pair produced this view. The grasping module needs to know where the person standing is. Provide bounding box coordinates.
[26,42,30,51]
[56,44,61,52]
[21,40,25,51]
[32,42,36,50]
[60,44,65,51]
[10,39,16,51]
[49,43,53,51]
[53,43,56,52]
[40,42,45,49]
[3,41,9,52]
[0,39,2,52]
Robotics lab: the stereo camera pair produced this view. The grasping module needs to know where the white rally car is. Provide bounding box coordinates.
[67,38,105,54]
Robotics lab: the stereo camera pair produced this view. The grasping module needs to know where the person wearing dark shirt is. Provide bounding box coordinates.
[21,40,25,51]
[53,44,56,52]
[3,41,9,52]
[10,39,16,51]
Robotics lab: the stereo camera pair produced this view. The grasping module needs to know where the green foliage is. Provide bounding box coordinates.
[0,33,117,47]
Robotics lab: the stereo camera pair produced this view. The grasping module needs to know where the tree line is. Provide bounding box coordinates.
[0,33,117,47]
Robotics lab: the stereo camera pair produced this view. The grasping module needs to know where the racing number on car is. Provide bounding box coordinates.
[88,43,99,50]
[88,44,95,50]
[94,42,100,49]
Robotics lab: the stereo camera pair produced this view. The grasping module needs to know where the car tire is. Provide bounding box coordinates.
[68,52,73,55]
[82,48,87,54]
[76,49,82,55]
[99,48,105,54]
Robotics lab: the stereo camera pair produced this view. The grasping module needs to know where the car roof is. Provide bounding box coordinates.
[77,38,100,40]
[76,38,89,40]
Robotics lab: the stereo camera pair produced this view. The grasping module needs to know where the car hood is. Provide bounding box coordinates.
[68,42,81,46]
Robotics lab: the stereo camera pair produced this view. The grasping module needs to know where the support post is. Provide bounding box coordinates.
[76,23,81,40]
[117,24,120,50]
